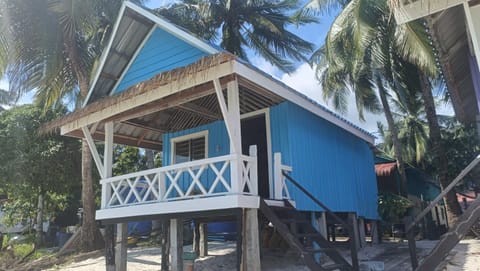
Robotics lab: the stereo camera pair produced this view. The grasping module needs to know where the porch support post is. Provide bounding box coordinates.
[170,218,183,271]
[358,217,367,248]
[214,78,243,193]
[115,223,128,271]
[81,125,105,178]
[274,153,282,200]
[103,121,115,271]
[242,208,261,271]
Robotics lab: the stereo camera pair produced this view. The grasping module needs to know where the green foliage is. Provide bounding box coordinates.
[0,105,81,227]
[425,122,480,187]
[113,146,147,176]
[378,192,413,223]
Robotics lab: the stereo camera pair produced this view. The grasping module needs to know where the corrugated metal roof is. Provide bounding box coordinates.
[428,6,479,123]
[87,8,155,104]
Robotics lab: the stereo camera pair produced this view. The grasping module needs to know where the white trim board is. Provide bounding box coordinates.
[240,108,274,198]
[170,130,209,164]
[83,1,219,106]
[233,61,375,145]
[109,25,156,96]
[83,3,127,107]
[96,195,260,221]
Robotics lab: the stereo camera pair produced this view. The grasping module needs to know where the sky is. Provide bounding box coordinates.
[4,0,454,137]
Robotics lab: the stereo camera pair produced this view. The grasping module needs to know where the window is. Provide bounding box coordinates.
[172,131,207,164]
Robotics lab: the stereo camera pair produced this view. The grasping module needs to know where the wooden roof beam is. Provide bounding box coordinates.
[176,102,220,120]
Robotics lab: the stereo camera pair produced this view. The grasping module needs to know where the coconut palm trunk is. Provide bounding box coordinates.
[378,76,409,195]
[35,192,44,246]
[419,72,462,226]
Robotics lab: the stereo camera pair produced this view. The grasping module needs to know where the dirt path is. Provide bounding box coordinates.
[17,238,480,270]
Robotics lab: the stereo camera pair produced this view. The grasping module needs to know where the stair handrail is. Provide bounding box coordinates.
[406,154,480,232]
[282,171,360,271]
[282,171,352,230]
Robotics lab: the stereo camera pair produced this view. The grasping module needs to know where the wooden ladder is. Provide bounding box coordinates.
[259,199,354,271]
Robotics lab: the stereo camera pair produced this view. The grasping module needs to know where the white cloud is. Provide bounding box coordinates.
[279,63,385,136]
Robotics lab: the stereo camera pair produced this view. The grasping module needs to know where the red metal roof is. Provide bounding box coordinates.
[375,162,397,177]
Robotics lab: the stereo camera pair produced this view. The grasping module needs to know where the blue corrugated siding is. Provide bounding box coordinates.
[163,121,230,195]
[270,102,378,219]
[113,27,209,94]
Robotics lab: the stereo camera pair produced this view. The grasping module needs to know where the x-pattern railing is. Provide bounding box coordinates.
[101,154,258,208]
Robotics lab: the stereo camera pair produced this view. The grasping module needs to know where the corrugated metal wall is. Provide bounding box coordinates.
[162,120,230,194]
[270,102,378,219]
[113,27,208,94]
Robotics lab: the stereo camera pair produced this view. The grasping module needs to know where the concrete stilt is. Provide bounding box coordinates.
[371,220,380,244]
[170,218,183,271]
[358,217,367,248]
[105,224,115,271]
[316,212,328,238]
[242,208,261,271]
[348,213,361,250]
[199,223,208,257]
[115,223,128,271]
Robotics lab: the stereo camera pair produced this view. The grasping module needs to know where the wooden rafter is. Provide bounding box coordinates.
[176,102,220,120]
[101,71,119,81]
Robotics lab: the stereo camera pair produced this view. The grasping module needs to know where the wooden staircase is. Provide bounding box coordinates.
[259,199,354,271]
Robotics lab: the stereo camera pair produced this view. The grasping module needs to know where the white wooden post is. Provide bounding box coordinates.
[249,145,258,195]
[227,80,243,193]
[102,122,114,208]
[159,172,166,201]
[81,126,105,178]
[214,78,243,193]
[274,153,282,200]
[103,121,115,271]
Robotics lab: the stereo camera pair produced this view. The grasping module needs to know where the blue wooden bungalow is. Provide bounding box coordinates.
[49,2,378,270]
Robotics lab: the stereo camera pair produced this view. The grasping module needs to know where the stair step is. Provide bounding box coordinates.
[321,263,348,270]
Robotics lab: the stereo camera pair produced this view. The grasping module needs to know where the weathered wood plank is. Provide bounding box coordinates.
[416,197,480,271]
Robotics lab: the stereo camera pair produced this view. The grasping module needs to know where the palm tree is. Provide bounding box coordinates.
[0,0,142,251]
[308,0,462,223]
[156,0,316,73]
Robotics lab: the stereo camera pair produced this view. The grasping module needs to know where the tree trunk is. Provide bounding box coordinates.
[35,192,44,247]
[377,77,409,196]
[419,73,462,226]
[79,139,104,251]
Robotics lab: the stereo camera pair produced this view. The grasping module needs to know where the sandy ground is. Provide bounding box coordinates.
[42,239,480,271]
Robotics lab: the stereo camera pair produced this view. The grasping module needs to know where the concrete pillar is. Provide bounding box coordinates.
[358,217,367,248]
[371,220,380,244]
[199,223,208,257]
[316,212,328,238]
[105,224,115,271]
[115,223,128,271]
[242,209,261,271]
[170,218,183,271]
[193,222,200,256]
[348,213,361,251]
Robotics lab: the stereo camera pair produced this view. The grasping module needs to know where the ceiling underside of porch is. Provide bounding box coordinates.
[429,6,479,123]
[69,79,285,151]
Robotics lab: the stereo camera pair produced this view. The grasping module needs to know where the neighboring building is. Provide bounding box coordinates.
[47,2,378,270]
[375,157,448,238]
[394,0,480,130]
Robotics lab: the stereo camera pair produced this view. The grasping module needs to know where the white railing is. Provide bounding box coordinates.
[100,152,258,208]
[273,152,293,201]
